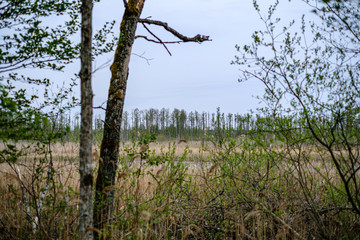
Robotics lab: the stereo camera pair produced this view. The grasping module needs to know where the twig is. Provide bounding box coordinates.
[93,58,113,74]
[132,52,153,65]
[148,171,161,185]
[93,106,106,111]
[94,101,107,111]
[141,23,172,56]
[135,35,183,44]
[259,202,305,240]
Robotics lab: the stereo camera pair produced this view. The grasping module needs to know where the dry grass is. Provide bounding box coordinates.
[1,140,359,239]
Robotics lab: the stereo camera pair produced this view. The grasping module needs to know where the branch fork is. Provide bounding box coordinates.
[136,17,211,55]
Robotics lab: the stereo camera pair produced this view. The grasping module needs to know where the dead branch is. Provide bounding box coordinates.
[138,18,211,43]
[132,52,153,65]
[135,35,183,44]
[141,23,172,56]
[93,101,107,111]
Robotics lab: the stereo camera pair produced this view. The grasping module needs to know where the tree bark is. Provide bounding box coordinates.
[93,0,146,237]
[79,0,94,239]
[93,1,210,238]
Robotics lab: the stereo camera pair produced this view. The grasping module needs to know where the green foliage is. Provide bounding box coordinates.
[0,0,118,74]
[0,81,69,141]
[0,0,119,238]
[0,0,119,160]
[0,0,80,73]
[233,0,360,218]
[0,0,118,141]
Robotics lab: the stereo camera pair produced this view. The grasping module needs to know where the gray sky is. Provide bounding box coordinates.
[30,0,314,116]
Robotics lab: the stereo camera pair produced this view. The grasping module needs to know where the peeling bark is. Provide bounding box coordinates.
[79,0,94,239]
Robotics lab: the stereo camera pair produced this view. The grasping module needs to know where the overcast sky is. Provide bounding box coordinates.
[43,0,314,116]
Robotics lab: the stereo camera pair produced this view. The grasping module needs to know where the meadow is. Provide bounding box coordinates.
[1,135,359,240]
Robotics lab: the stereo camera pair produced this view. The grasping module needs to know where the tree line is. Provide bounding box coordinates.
[54,107,350,143]
[58,108,266,142]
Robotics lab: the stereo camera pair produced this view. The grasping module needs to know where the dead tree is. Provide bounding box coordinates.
[93,0,211,237]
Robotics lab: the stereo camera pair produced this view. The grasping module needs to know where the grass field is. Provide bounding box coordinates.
[1,139,359,239]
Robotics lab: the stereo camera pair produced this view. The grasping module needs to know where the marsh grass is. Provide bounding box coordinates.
[0,138,359,239]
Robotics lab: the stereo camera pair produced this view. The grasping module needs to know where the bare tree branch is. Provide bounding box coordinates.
[141,23,172,56]
[93,105,106,111]
[135,35,183,44]
[93,101,107,111]
[132,52,153,65]
[92,58,113,74]
[138,18,211,43]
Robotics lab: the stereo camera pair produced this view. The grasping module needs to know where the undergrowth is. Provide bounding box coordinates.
[0,133,359,239]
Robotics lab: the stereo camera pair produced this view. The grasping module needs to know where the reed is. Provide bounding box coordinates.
[0,139,359,239]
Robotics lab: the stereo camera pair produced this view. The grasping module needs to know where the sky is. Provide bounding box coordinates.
[93,0,264,115]
[14,0,314,117]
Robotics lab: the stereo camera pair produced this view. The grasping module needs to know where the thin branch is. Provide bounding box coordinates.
[135,35,183,44]
[259,203,305,240]
[0,57,29,70]
[93,101,107,111]
[92,58,113,74]
[0,57,66,74]
[93,106,106,111]
[141,23,172,56]
[132,52,153,65]
[138,18,211,43]
[322,2,360,42]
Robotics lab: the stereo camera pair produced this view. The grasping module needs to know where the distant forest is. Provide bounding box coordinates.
[38,107,342,143]
[60,108,271,142]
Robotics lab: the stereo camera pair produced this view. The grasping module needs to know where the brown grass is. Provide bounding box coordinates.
[0,140,359,239]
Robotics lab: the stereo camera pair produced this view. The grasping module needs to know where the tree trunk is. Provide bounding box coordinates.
[79,0,94,239]
[93,0,146,237]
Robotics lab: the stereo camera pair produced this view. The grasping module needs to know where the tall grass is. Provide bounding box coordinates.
[0,135,359,239]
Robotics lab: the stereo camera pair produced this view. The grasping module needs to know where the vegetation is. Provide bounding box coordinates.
[0,0,115,238]
[233,0,360,221]
[1,132,360,239]
[1,0,360,239]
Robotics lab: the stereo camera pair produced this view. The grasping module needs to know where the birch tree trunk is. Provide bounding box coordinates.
[93,0,146,236]
[79,0,94,238]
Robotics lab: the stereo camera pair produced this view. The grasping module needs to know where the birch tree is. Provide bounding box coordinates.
[0,0,118,237]
[79,0,94,238]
